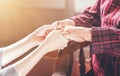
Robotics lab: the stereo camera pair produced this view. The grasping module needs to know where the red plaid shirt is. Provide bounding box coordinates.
[71,0,120,76]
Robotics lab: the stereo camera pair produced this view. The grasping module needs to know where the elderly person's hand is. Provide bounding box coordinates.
[51,19,75,30]
[62,26,92,42]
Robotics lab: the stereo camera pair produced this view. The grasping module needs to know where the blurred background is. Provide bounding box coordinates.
[0,0,94,47]
[0,0,94,76]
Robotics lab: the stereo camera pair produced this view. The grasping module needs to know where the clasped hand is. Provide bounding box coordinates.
[62,26,92,42]
[27,24,91,52]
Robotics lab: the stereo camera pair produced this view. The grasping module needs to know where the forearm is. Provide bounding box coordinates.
[71,9,99,27]
[12,30,69,76]
[0,43,47,76]
[2,36,38,66]
[70,0,100,27]
[12,41,51,76]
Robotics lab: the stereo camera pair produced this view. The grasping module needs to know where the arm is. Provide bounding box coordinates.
[2,25,52,66]
[12,30,69,76]
[52,0,101,28]
[91,27,120,56]
[70,0,100,27]
[62,26,120,56]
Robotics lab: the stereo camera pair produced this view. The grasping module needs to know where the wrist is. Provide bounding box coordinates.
[79,27,92,42]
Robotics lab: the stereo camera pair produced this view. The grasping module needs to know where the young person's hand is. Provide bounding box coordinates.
[26,25,54,45]
[40,30,69,52]
[62,26,92,42]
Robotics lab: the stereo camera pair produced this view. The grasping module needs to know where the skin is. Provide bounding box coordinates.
[52,19,91,42]
[62,26,92,42]
[1,19,91,76]
[13,30,69,76]
[2,25,53,66]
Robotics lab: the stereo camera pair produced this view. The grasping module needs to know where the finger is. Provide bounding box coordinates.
[63,28,71,34]
[36,36,46,41]
[54,21,66,30]
[62,31,70,36]
[64,26,74,30]
[44,30,52,37]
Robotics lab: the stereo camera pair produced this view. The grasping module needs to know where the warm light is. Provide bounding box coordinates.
[0,0,19,27]
[0,0,4,3]
[0,0,13,6]
[0,0,22,7]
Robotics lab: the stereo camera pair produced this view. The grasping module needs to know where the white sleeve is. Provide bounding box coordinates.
[0,48,18,76]
[0,65,18,76]
[0,48,3,70]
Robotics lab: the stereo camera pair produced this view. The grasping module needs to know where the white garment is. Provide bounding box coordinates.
[0,48,18,76]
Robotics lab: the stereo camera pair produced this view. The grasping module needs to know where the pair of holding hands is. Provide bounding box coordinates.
[52,19,91,42]
[27,19,91,52]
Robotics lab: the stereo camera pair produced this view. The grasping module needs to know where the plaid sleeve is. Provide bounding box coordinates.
[70,0,101,27]
[91,27,120,57]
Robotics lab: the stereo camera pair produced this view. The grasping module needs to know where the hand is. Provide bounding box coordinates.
[62,26,92,42]
[51,19,75,30]
[26,25,54,45]
[41,30,69,52]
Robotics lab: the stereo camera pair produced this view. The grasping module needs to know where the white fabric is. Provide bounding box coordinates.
[0,48,18,76]
[0,48,3,70]
[0,65,18,76]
